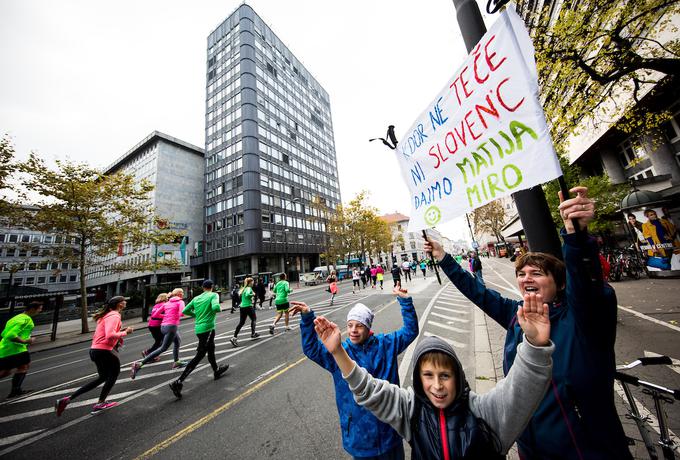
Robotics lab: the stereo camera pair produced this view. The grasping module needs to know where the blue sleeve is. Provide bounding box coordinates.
[439,253,517,329]
[561,230,617,345]
[299,311,338,372]
[384,297,419,354]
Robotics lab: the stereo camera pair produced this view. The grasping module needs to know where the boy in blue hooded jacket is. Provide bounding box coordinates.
[290,291,418,459]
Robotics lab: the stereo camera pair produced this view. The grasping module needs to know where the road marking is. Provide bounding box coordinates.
[644,350,680,375]
[436,300,471,308]
[423,331,467,348]
[428,320,469,334]
[0,390,140,424]
[430,312,469,323]
[247,363,287,386]
[618,305,680,333]
[0,430,45,447]
[433,306,468,315]
[614,381,680,453]
[398,282,451,382]
[134,357,308,460]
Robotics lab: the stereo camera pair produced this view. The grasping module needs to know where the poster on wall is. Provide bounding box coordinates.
[625,207,680,271]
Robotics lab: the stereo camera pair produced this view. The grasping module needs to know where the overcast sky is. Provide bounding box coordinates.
[0,0,496,243]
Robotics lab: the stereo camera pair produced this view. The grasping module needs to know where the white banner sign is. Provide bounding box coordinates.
[396,7,562,231]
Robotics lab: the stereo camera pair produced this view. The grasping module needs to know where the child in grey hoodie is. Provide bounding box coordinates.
[313,290,554,459]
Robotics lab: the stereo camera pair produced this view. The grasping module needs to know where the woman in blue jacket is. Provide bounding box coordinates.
[425,186,630,460]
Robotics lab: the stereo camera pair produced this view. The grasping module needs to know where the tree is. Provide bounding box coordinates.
[322,203,354,267]
[470,200,507,244]
[543,155,629,235]
[520,0,680,143]
[19,153,181,333]
[0,135,22,219]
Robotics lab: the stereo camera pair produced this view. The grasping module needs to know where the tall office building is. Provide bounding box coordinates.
[195,4,341,285]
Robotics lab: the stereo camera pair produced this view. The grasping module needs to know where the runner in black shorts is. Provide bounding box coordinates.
[0,302,43,398]
[269,274,292,334]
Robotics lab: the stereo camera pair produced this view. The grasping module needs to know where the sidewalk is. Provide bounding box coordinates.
[29,280,327,354]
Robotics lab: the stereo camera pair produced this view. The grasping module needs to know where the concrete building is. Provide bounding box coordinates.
[85,131,204,297]
[0,212,80,304]
[194,4,341,285]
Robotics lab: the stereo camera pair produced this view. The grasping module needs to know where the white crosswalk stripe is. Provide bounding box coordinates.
[429,312,470,323]
[423,332,467,349]
[427,320,469,334]
[433,306,468,315]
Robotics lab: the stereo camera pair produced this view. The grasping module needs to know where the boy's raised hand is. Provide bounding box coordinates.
[392,282,409,298]
[314,316,342,354]
[517,293,550,347]
[289,301,311,316]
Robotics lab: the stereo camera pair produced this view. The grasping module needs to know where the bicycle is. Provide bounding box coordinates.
[616,356,680,459]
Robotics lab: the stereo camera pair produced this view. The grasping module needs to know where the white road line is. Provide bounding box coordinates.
[614,381,680,453]
[618,305,680,333]
[0,430,46,447]
[433,306,468,315]
[398,282,451,383]
[247,363,286,386]
[423,332,467,348]
[428,320,469,334]
[643,351,680,375]
[436,300,471,308]
[0,390,140,424]
[429,312,469,323]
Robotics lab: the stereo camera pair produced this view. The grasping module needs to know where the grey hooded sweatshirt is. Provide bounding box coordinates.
[343,335,554,455]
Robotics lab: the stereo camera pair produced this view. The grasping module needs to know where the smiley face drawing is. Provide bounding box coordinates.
[423,205,442,226]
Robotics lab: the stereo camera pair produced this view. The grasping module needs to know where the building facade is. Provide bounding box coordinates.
[0,213,81,304]
[85,131,205,298]
[194,4,341,285]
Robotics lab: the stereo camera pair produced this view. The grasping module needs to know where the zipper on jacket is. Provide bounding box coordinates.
[439,409,451,460]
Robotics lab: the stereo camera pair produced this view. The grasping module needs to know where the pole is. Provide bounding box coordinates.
[50,294,63,342]
[451,0,563,259]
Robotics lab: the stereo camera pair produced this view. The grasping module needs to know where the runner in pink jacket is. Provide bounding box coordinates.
[55,296,133,416]
[131,288,187,378]
[142,293,168,360]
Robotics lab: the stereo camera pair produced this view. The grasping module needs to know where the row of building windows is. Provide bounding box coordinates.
[206,213,244,234]
[0,234,80,244]
[206,193,243,217]
[207,140,242,168]
[205,232,245,252]
[0,261,77,271]
[206,156,243,183]
[1,274,77,285]
[207,76,240,117]
[206,107,243,152]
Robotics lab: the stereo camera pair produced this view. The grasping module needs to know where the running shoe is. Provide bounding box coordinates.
[130,361,142,379]
[269,325,275,335]
[172,360,188,369]
[214,364,230,381]
[141,350,148,358]
[91,401,118,414]
[55,396,70,416]
[251,332,260,339]
[169,381,183,399]
[230,337,238,347]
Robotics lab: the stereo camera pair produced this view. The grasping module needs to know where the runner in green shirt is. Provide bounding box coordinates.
[268,273,292,335]
[169,279,228,399]
[0,301,43,398]
[230,277,259,347]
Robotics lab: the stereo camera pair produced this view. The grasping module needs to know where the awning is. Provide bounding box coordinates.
[501,214,524,239]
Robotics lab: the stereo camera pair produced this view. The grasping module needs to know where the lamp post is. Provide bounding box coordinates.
[450,0,563,259]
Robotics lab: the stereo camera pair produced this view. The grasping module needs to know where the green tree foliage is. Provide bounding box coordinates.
[322,191,392,265]
[19,153,181,333]
[543,155,629,235]
[0,135,22,219]
[519,0,680,143]
[470,200,508,243]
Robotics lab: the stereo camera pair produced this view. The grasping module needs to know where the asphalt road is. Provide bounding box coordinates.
[1,259,678,459]
[0,274,458,459]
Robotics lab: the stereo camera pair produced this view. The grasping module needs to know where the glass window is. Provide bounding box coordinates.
[8,234,18,243]
[21,235,30,243]
[37,276,46,284]
[59,274,67,283]
[49,275,57,283]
